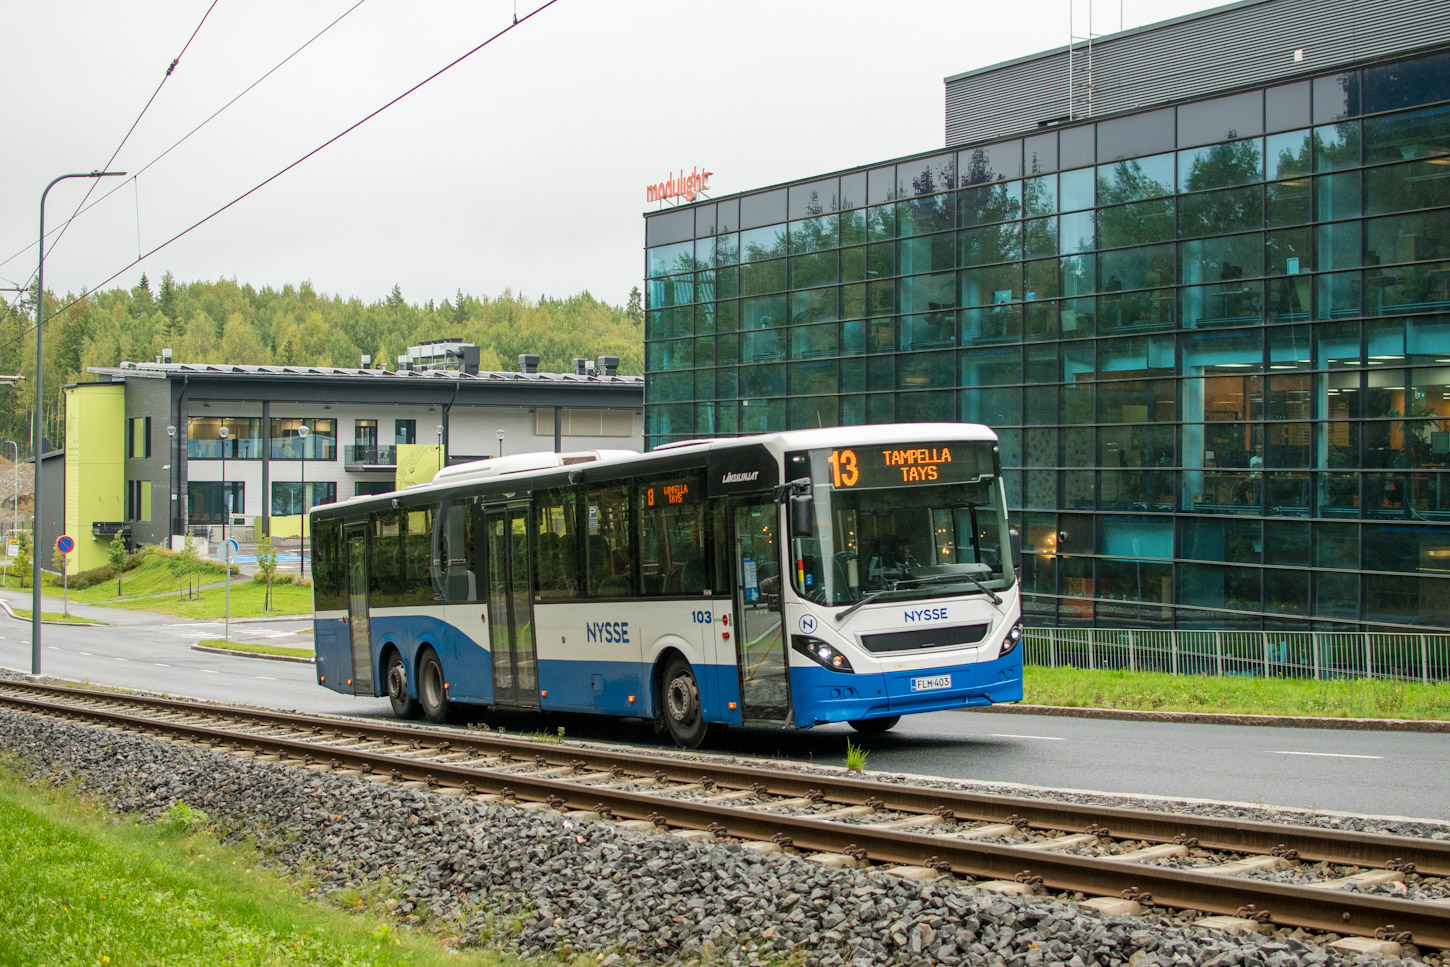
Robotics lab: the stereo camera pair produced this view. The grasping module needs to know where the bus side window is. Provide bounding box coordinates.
[638,471,707,598]
[584,483,635,598]
[431,500,476,603]
[533,488,578,599]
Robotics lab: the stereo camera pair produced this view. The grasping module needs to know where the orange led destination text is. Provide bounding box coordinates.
[882,447,952,482]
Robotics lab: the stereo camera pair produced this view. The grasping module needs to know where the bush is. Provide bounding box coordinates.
[68,563,119,590]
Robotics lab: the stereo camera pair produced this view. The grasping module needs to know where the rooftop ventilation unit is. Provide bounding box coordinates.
[597,355,619,377]
[518,353,540,374]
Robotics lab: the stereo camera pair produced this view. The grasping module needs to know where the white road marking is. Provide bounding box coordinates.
[153,663,170,668]
[200,669,219,674]
[78,651,92,656]
[112,657,128,662]
[255,676,277,681]
[990,733,1065,741]
[1269,751,1383,760]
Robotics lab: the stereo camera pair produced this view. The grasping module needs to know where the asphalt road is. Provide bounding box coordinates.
[1,597,1444,822]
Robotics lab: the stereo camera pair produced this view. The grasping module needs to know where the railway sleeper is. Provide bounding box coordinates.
[952,823,1025,841]
[1102,843,1189,863]
[1020,832,1103,852]
[1213,855,1294,875]
[1319,869,1405,890]
[1328,937,1405,958]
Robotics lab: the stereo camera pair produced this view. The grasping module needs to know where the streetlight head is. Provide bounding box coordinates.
[297,424,309,438]
[218,426,229,439]
[496,429,505,440]
[167,425,176,437]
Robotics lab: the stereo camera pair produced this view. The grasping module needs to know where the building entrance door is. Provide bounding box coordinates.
[344,523,374,696]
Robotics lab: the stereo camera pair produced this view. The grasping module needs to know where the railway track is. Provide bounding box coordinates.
[2,677,1447,954]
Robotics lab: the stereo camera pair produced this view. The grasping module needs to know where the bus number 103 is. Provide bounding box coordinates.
[828,449,860,488]
[691,610,712,624]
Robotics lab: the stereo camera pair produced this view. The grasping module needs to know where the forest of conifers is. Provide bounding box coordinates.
[0,274,644,455]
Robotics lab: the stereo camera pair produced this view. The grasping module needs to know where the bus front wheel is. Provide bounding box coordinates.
[418,650,450,724]
[848,716,900,735]
[661,656,707,748]
[384,651,420,719]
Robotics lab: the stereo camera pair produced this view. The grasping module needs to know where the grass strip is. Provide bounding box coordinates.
[101,580,312,619]
[0,767,505,967]
[41,553,233,604]
[1023,665,1450,720]
[196,639,315,659]
[8,609,106,625]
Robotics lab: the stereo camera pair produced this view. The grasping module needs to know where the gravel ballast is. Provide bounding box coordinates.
[0,709,1437,967]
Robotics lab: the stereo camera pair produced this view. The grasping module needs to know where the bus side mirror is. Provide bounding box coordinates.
[1009,526,1022,570]
[789,493,814,538]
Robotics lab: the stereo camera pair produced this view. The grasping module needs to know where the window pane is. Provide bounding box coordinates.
[1179,138,1264,192]
[1178,91,1264,147]
[1097,108,1174,162]
[957,142,1021,185]
[1097,152,1175,204]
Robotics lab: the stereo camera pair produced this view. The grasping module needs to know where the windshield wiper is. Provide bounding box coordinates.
[834,587,910,621]
[899,571,1003,605]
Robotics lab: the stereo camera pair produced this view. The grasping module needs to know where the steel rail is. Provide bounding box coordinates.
[3,679,1448,876]
[4,690,1449,949]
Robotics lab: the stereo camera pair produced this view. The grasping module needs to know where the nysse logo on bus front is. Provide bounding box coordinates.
[883,447,952,482]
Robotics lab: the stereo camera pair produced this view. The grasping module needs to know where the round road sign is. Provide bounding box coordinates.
[56,535,75,554]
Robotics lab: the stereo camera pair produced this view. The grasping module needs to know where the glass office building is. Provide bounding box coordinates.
[643,10,1450,634]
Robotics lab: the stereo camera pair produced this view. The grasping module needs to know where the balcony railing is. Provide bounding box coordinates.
[345,444,397,468]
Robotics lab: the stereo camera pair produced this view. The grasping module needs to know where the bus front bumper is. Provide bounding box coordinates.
[792,651,1023,726]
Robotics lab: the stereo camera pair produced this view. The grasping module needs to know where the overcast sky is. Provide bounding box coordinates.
[3,0,1225,312]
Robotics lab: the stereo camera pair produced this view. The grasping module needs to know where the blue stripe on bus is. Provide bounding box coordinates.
[789,652,1024,726]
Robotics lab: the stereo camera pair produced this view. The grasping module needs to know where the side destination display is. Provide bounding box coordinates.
[826,444,994,489]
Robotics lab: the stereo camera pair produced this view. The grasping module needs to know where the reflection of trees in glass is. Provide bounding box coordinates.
[1097,159,1172,207]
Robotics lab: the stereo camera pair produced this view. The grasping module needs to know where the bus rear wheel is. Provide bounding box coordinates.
[848,716,900,735]
[384,651,420,719]
[418,650,450,724]
[661,656,707,748]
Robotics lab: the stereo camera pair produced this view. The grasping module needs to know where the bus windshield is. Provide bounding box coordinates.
[790,443,1014,607]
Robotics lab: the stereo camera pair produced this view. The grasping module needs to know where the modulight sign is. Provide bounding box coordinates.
[647,166,712,204]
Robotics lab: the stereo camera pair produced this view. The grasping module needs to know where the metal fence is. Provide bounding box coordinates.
[1023,628,1450,684]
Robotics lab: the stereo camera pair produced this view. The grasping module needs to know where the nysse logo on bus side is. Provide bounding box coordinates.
[586,621,631,644]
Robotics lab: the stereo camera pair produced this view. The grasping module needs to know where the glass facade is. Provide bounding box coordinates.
[643,48,1450,634]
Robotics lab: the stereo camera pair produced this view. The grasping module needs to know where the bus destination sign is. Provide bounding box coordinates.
[826,445,988,489]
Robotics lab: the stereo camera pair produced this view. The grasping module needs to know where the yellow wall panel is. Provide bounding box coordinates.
[64,384,125,575]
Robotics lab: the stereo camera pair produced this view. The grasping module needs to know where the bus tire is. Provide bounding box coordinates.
[418,649,450,724]
[384,650,420,719]
[660,656,707,749]
[848,715,900,735]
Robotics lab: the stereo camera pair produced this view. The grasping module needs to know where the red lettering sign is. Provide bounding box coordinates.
[646,166,713,204]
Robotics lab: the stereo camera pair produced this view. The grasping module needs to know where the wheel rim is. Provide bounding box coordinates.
[666,672,699,725]
[386,660,407,701]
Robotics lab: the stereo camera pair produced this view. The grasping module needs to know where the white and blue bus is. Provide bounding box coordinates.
[310,424,1023,746]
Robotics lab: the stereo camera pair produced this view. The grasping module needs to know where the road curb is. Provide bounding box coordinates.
[190,644,314,664]
[973,702,1450,733]
[0,599,106,627]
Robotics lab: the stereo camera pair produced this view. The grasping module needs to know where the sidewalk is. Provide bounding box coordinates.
[0,583,315,652]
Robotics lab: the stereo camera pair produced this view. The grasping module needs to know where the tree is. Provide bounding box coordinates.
[170,533,201,599]
[14,532,30,589]
[625,286,643,325]
[256,532,277,611]
[109,531,127,596]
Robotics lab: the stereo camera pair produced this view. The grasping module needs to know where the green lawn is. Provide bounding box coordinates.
[42,553,233,604]
[196,639,315,659]
[101,580,312,619]
[0,769,508,967]
[1023,665,1450,720]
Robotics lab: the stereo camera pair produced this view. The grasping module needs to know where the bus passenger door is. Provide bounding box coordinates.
[486,502,539,709]
[730,498,791,725]
[345,523,375,696]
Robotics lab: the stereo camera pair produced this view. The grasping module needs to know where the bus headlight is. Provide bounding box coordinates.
[791,635,855,673]
[998,621,1024,658]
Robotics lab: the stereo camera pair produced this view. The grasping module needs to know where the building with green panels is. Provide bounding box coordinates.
[642,0,1450,634]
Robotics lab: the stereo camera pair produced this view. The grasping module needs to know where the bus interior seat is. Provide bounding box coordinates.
[680,558,707,594]
[597,575,633,596]
[643,571,664,595]
[663,564,683,594]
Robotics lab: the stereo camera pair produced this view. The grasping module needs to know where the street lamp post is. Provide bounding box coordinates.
[297,424,309,577]
[496,428,505,458]
[219,424,231,642]
[32,169,124,677]
[3,440,16,539]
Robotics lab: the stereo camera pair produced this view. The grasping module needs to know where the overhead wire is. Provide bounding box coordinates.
[0,1,561,357]
[0,0,221,326]
[0,0,370,287]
